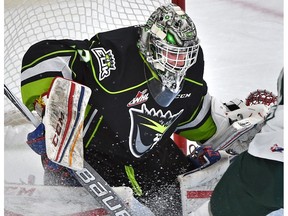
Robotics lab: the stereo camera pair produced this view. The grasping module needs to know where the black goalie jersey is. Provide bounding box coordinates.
[21,26,216,190]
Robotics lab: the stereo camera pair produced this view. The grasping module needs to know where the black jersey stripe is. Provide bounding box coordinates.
[21,71,63,86]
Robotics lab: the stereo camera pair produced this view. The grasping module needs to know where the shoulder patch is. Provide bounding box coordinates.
[91,47,116,81]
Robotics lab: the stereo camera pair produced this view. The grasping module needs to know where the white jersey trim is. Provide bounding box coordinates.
[177,93,211,130]
[21,56,72,82]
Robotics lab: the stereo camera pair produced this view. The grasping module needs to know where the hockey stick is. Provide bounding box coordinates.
[4,84,133,216]
[4,84,41,127]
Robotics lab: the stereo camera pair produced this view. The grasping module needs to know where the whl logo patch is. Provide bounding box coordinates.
[127,89,149,107]
[91,47,116,81]
[128,104,183,158]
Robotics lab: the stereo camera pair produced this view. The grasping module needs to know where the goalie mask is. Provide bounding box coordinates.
[138,3,199,107]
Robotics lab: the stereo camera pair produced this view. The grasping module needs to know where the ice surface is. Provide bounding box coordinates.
[5,124,44,184]
[186,0,283,102]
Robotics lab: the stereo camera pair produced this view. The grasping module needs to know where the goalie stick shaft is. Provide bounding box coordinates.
[4,84,41,127]
[4,84,133,216]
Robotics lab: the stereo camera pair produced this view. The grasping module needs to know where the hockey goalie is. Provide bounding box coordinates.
[6,3,281,216]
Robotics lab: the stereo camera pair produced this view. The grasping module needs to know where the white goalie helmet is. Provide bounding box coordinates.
[138,3,199,107]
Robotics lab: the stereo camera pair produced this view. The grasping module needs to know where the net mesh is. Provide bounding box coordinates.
[4,0,170,126]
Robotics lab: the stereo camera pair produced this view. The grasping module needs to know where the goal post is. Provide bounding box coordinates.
[172,0,185,10]
[4,0,187,153]
[171,0,188,155]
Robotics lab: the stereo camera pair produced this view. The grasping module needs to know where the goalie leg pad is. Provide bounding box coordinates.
[43,77,91,170]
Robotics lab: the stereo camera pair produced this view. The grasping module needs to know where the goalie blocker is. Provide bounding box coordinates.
[26,77,134,215]
[43,77,91,170]
[203,96,270,154]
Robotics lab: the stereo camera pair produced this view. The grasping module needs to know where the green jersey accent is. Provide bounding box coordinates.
[179,115,216,142]
[125,165,143,196]
[21,77,55,110]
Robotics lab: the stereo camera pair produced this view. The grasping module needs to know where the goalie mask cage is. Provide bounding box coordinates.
[4,0,187,153]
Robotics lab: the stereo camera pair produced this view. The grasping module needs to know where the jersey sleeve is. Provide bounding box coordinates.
[175,93,217,143]
[21,39,88,110]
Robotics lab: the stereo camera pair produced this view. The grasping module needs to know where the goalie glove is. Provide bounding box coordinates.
[43,77,91,170]
[206,96,271,155]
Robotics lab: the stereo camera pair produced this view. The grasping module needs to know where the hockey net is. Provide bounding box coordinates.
[4,0,188,152]
[4,0,187,126]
